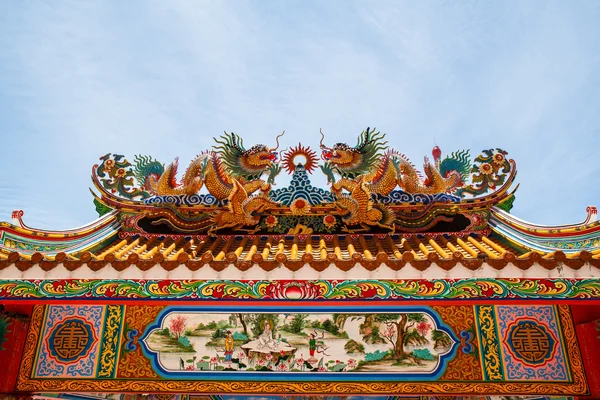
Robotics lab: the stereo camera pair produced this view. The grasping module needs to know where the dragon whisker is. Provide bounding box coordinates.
[319,128,329,149]
[272,130,285,151]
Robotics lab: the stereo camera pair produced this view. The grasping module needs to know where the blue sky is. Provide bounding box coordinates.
[1,1,599,229]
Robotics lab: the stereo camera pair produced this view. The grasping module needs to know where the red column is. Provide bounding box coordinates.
[0,306,31,394]
[576,319,600,399]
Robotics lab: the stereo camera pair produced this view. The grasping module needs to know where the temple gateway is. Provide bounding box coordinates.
[1,128,599,400]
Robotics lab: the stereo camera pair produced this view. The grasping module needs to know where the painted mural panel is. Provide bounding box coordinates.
[140,308,457,378]
[17,304,586,395]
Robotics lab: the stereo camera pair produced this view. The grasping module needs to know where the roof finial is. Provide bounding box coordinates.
[432,138,441,162]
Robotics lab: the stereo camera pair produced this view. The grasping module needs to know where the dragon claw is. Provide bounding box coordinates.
[266,163,282,185]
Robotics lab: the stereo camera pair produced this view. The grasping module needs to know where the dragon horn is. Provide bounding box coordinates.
[272,131,285,151]
[319,128,327,149]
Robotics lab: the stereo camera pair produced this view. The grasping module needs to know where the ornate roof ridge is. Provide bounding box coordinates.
[490,206,600,254]
[88,130,518,237]
[1,232,597,273]
[492,205,599,233]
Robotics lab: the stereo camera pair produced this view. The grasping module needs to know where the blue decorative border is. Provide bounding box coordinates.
[144,194,227,207]
[374,190,461,205]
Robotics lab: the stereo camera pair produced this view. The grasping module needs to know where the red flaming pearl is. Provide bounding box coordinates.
[432,146,441,162]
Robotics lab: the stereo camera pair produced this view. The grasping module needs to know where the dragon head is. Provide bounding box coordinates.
[243,144,279,166]
[319,127,388,178]
[214,131,284,180]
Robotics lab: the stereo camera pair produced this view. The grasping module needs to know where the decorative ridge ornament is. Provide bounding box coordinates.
[213,130,284,180]
[320,127,389,180]
[282,144,318,174]
[88,128,517,236]
[456,149,515,197]
[319,127,472,196]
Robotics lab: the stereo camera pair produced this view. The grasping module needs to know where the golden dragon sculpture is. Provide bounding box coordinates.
[143,132,284,200]
[319,127,468,196]
[208,179,278,235]
[335,177,395,232]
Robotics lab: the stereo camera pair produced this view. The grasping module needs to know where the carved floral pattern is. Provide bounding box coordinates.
[1,278,599,301]
[433,306,483,381]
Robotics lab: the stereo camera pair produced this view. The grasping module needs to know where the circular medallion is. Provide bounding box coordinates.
[506,319,556,365]
[48,318,95,363]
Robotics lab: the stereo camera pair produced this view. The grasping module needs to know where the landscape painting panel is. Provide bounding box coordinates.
[142,310,457,374]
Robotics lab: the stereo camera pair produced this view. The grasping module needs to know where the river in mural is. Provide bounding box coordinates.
[142,310,456,374]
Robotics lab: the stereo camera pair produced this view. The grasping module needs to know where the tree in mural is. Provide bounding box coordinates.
[333,313,347,329]
[375,313,430,362]
[416,320,432,337]
[235,313,253,338]
[432,329,452,349]
[361,316,386,344]
[288,314,308,334]
[332,314,383,343]
[169,315,188,339]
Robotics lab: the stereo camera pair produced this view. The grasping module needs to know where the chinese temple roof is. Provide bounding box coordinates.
[1,210,598,278]
[1,128,600,278]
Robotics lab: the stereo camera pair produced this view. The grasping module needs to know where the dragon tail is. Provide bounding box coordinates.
[168,158,180,188]
[370,150,397,187]
[335,195,355,221]
[244,195,276,215]
[371,203,395,226]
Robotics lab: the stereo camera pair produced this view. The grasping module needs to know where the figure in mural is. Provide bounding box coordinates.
[257,320,277,350]
[224,330,234,363]
[308,332,316,358]
[241,319,296,356]
[308,330,329,363]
